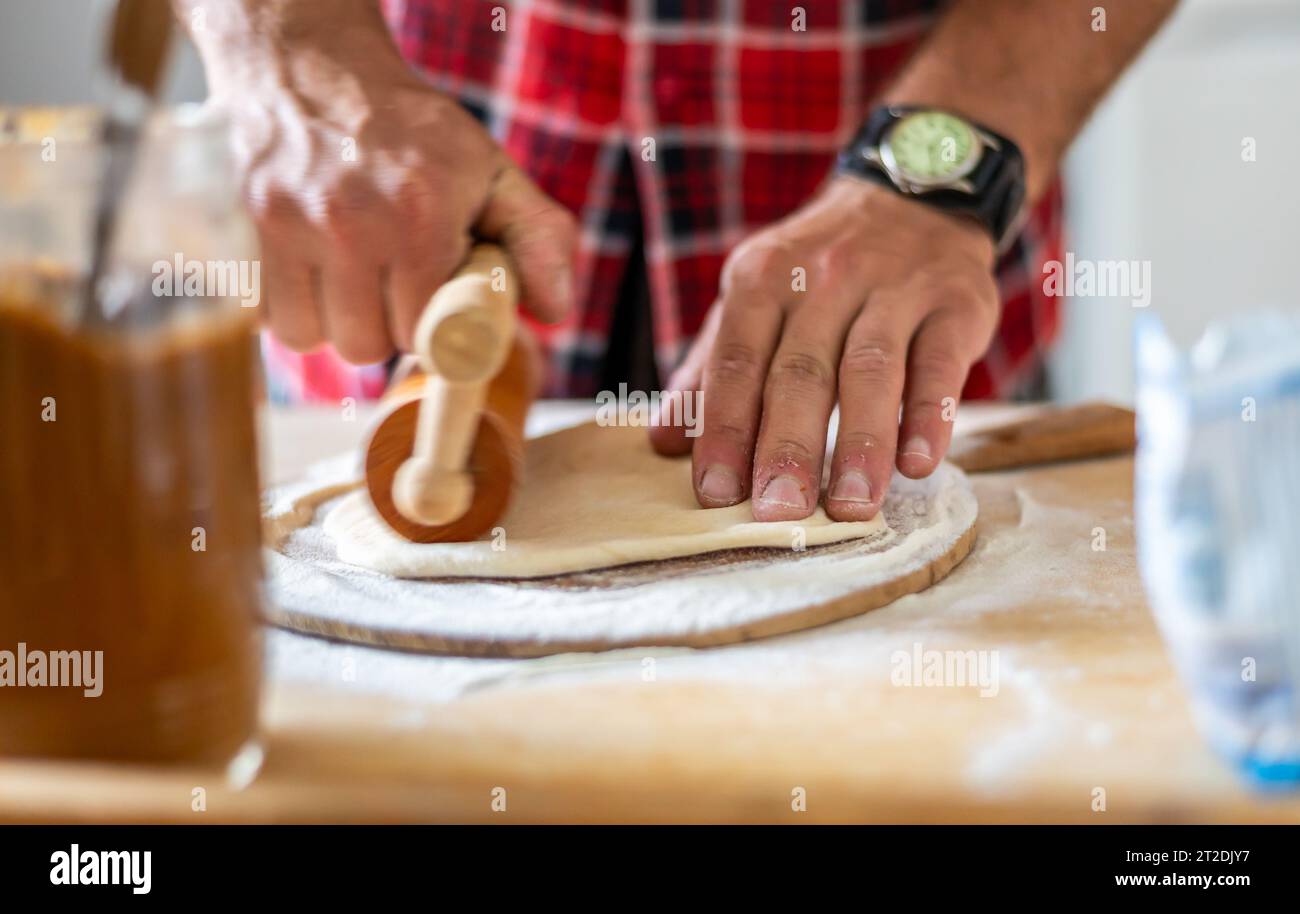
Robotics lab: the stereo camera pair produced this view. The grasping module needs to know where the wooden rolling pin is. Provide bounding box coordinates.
[947,401,1136,472]
[364,244,537,543]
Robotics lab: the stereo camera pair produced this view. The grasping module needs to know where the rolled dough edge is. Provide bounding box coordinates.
[265,511,978,659]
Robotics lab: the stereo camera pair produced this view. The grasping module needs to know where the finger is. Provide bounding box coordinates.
[263,256,324,352]
[649,304,721,457]
[313,183,403,361]
[475,164,577,324]
[320,257,393,365]
[896,308,986,478]
[750,304,854,522]
[825,297,913,521]
[387,240,468,353]
[248,192,325,351]
[691,289,783,509]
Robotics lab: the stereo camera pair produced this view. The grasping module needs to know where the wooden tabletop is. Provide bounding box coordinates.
[3,403,1298,824]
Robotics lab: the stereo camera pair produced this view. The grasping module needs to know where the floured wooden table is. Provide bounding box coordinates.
[2,403,1298,824]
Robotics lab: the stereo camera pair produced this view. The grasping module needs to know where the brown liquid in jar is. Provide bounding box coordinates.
[0,269,263,764]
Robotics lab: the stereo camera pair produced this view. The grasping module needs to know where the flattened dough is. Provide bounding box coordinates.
[325,422,887,578]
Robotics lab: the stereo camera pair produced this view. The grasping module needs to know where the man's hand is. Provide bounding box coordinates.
[181,0,575,363]
[651,0,1181,521]
[650,178,998,522]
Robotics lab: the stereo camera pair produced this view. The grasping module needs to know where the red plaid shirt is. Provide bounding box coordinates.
[275,0,1061,401]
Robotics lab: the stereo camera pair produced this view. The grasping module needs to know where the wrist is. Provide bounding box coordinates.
[837,105,1025,254]
[825,174,995,253]
[180,0,415,99]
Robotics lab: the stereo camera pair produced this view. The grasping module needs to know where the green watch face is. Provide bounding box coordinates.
[886,111,979,183]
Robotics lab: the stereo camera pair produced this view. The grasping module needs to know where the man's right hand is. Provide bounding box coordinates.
[181,0,575,363]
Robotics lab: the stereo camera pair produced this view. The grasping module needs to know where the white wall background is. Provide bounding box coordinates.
[1051,0,1300,404]
[0,0,207,106]
[3,0,1296,406]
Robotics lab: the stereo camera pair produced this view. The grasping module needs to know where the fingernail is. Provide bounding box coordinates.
[699,465,741,504]
[758,474,807,510]
[829,470,872,504]
[900,435,933,463]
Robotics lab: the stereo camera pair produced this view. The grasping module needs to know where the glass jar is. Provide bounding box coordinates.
[0,105,264,772]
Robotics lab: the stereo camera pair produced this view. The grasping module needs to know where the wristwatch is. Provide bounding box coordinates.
[836,106,1026,253]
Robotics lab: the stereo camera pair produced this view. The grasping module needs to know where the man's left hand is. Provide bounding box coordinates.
[650,177,999,522]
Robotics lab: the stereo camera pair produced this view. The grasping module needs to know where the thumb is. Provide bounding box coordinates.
[475,164,576,324]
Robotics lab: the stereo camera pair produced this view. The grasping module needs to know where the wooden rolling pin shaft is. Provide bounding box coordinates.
[364,244,537,543]
[947,402,1136,472]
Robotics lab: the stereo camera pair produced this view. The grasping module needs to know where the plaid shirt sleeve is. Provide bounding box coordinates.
[270,0,1063,403]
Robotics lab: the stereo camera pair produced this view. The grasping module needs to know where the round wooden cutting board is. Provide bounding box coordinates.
[262,457,979,659]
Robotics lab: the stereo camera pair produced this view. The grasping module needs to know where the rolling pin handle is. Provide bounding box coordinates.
[392,459,475,527]
[390,244,519,528]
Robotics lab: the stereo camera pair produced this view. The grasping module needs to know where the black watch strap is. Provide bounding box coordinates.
[836,106,1027,251]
